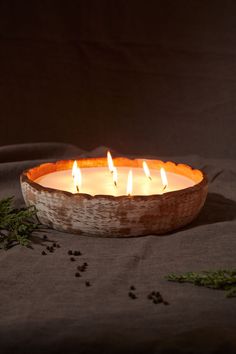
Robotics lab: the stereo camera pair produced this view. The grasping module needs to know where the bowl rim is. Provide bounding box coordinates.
[20,157,208,201]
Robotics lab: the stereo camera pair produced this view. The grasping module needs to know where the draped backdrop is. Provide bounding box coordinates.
[0,1,236,157]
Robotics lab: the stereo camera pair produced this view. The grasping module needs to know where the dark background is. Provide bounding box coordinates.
[0,1,235,158]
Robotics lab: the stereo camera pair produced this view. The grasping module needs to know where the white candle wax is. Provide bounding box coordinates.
[35,167,195,196]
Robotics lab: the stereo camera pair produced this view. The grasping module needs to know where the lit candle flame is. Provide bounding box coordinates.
[160,167,168,192]
[113,166,118,187]
[143,161,152,180]
[72,160,82,193]
[127,169,133,196]
[72,160,77,178]
[107,150,114,173]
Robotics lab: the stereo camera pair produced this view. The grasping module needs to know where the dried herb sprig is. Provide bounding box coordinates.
[166,270,236,298]
[0,197,39,249]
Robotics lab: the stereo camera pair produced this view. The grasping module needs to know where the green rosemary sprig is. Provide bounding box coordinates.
[166,270,236,298]
[0,197,39,249]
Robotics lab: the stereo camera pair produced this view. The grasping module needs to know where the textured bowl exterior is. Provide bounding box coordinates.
[20,158,208,237]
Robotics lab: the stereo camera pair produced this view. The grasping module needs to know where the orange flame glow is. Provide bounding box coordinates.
[143,161,152,180]
[72,160,82,192]
[127,169,133,196]
[107,150,114,173]
[160,167,168,191]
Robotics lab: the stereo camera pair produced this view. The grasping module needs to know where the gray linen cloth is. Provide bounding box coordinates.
[0,143,236,354]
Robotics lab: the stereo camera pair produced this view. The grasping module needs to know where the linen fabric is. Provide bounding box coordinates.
[0,143,236,354]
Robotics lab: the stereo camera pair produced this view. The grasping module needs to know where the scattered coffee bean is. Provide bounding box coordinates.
[41,251,47,255]
[128,292,137,299]
[130,286,136,291]
[85,281,91,287]
[53,243,57,247]
[77,264,86,272]
[56,244,60,248]
[74,250,81,256]
[68,250,73,255]
[75,272,81,277]
[70,257,75,262]
[43,235,47,240]
[147,290,169,305]
[46,246,50,251]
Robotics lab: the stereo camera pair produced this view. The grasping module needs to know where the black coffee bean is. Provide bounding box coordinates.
[41,251,47,255]
[68,250,73,255]
[156,298,163,303]
[70,257,75,262]
[129,292,137,299]
[74,251,81,256]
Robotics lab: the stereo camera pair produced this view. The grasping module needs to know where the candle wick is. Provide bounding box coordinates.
[162,185,167,192]
[114,181,117,187]
[76,185,80,193]
[149,176,152,181]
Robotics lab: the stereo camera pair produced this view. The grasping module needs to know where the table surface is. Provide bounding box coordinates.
[0,143,236,354]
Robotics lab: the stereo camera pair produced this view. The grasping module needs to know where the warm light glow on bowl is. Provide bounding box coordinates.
[20,157,208,237]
